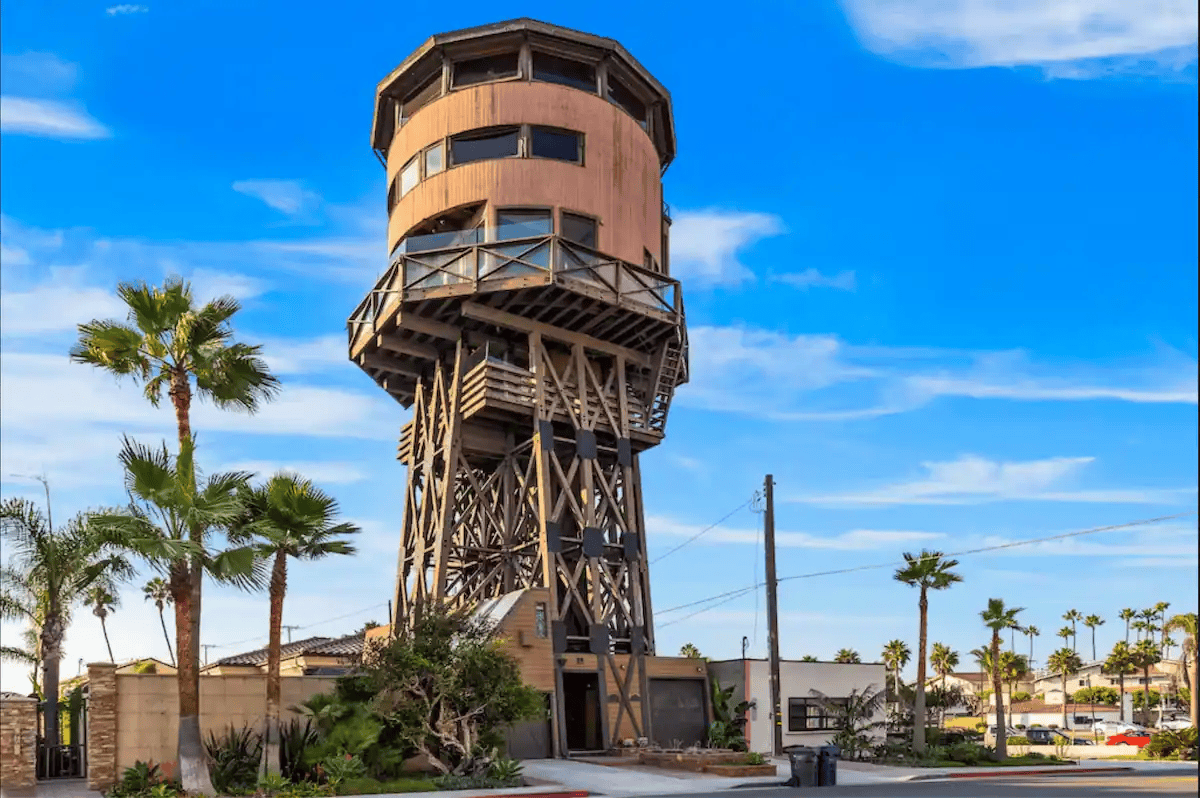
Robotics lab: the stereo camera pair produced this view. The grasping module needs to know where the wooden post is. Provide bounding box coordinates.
[764,474,783,756]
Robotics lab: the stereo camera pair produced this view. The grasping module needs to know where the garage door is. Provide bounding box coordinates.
[649,678,707,748]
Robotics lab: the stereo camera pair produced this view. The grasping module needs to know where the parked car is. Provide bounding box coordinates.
[1091,720,1146,736]
[1157,717,1193,731]
[1107,731,1153,748]
[1025,728,1093,745]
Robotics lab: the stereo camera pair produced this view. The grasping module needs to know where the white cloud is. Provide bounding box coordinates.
[222,460,369,485]
[106,4,148,14]
[0,53,79,94]
[791,454,1197,506]
[257,334,348,375]
[0,278,126,335]
[0,243,32,266]
[233,179,323,217]
[773,269,857,292]
[669,210,784,286]
[0,96,110,140]
[840,0,1199,79]
[648,514,945,550]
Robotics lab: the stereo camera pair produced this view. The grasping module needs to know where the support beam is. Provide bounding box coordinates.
[462,301,652,368]
[358,352,423,378]
[376,333,439,360]
[396,311,462,340]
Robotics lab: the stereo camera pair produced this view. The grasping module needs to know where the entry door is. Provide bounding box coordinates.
[649,678,707,748]
[562,672,603,751]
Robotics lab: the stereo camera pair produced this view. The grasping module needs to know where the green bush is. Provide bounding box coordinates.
[203,724,263,796]
[1012,692,1032,703]
[1007,736,1030,745]
[281,717,320,782]
[1145,728,1198,760]
[103,761,182,798]
[744,752,767,765]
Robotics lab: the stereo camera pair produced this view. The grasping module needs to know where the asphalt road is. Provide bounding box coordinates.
[634,769,1198,798]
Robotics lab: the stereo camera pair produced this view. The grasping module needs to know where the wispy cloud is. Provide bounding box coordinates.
[648,514,945,550]
[669,209,784,286]
[0,97,110,140]
[233,179,323,219]
[256,334,347,375]
[0,53,79,94]
[221,460,369,485]
[790,454,1197,507]
[106,4,148,14]
[840,0,1199,80]
[773,269,857,292]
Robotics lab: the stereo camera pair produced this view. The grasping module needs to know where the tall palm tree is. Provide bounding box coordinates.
[930,643,958,727]
[1006,620,1023,652]
[1129,639,1161,726]
[143,577,175,666]
[1104,641,1136,722]
[894,550,962,753]
[881,640,911,713]
[999,651,1028,707]
[229,474,359,776]
[0,498,140,752]
[86,586,119,662]
[73,277,278,795]
[981,598,1022,760]
[1047,647,1082,731]
[970,645,993,709]
[834,648,862,664]
[1119,608,1136,643]
[1083,615,1105,662]
[679,643,703,659]
[1063,610,1082,653]
[1136,608,1158,642]
[1025,625,1040,669]
[1056,626,1072,652]
[1133,619,1150,642]
[1153,602,1171,655]
[1163,613,1196,728]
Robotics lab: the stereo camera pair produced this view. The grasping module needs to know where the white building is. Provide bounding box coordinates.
[708,658,887,753]
[1033,660,1175,697]
[986,696,1134,731]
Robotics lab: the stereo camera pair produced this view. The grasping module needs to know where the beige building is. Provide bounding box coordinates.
[201,634,363,677]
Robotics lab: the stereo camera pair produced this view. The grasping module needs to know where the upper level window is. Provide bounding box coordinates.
[387,176,399,213]
[561,212,597,249]
[497,208,552,240]
[608,77,647,128]
[425,142,445,177]
[450,127,520,166]
[453,53,519,88]
[534,602,549,638]
[399,156,420,197]
[532,52,596,93]
[530,127,582,163]
[400,71,441,124]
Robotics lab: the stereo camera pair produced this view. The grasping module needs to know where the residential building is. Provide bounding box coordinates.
[1034,660,1176,700]
[708,658,887,752]
[928,670,1035,699]
[201,634,364,677]
[987,697,1133,731]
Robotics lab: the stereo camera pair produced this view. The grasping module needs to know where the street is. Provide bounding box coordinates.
[634,768,1198,797]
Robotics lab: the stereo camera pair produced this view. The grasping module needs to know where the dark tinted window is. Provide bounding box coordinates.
[532,52,596,93]
[453,53,519,87]
[497,209,552,239]
[530,128,581,162]
[401,72,441,122]
[561,212,597,249]
[608,77,647,125]
[450,128,519,165]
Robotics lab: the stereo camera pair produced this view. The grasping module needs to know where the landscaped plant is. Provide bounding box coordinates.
[280,717,320,782]
[809,683,887,761]
[708,680,754,751]
[744,752,767,765]
[318,754,367,790]
[1145,728,1198,760]
[104,760,182,798]
[981,597,1023,761]
[204,724,263,795]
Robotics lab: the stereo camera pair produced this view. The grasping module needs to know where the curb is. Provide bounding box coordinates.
[904,766,1133,781]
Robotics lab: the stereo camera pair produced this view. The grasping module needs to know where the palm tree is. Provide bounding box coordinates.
[1136,608,1158,642]
[894,550,962,753]
[1063,609,1082,654]
[73,276,278,795]
[834,648,862,664]
[679,643,703,659]
[1047,647,1082,731]
[0,498,139,752]
[801,655,819,662]
[1153,602,1171,654]
[143,577,175,666]
[1163,612,1196,728]
[229,474,359,776]
[1025,625,1040,668]
[1083,615,1104,662]
[999,651,1029,709]
[970,645,993,700]
[930,643,958,727]
[881,640,911,714]
[981,598,1022,760]
[87,586,119,662]
[1056,626,1072,653]
[1129,639,1161,726]
[1103,641,1136,722]
[1119,608,1136,643]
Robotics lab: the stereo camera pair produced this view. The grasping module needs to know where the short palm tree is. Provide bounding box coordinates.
[1120,608,1136,642]
[87,586,119,662]
[1063,609,1082,653]
[1103,641,1137,722]
[1129,639,1161,725]
[999,651,1028,708]
[143,577,175,666]
[229,474,359,776]
[1163,612,1197,728]
[970,645,993,705]
[930,643,958,727]
[981,598,1023,760]
[72,276,278,795]
[834,648,862,664]
[1153,602,1171,654]
[1047,647,1082,730]
[801,655,819,662]
[808,684,887,761]
[679,643,703,659]
[1025,625,1040,668]
[894,550,962,753]
[1057,626,1073,650]
[1082,614,1104,662]
[881,639,911,713]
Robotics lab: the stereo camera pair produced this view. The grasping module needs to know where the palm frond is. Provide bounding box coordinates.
[194,343,280,412]
[206,545,266,591]
[0,645,38,666]
[69,320,149,378]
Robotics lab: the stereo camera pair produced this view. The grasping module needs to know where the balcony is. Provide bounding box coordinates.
[348,227,681,356]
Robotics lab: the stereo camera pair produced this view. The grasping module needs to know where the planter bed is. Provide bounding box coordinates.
[704,763,777,777]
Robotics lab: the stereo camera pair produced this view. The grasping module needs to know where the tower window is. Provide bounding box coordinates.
[530,127,582,163]
[535,603,549,638]
[497,208,553,240]
[532,52,596,93]
[561,212,598,249]
[450,127,520,165]
[424,142,445,177]
[453,53,519,88]
[608,77,647,128]
[399,156,420,197]
[400,71,441,125]
[387,175,399,213]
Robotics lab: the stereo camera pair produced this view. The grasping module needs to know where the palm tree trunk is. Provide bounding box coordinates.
[263,551,287,777]
[159,608,176,667]
[1061,671,1068,730]
[173,564,213,795]
[1188,654,1198,731]
[41,614,64,752]
[991,633,1006,760]
[1118,673,1126,722]
[913,590,929,753]
[1142,666,1151,726]
[1091,630,1096,662]
[101,617,115,663]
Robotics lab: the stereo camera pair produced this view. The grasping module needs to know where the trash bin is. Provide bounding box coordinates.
[816,744,840,787]
[784,745,817,787]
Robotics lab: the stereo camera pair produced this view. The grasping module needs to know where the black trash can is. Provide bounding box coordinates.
[816,744,840,787]
[784,745,817,787]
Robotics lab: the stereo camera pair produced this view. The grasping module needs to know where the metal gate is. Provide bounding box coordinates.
[649,678,707,749]
[36,695,87,780]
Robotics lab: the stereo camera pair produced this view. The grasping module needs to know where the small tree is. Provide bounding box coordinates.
[1103,641,1137,722]
[1047,648,1082,730]
[709,680,754,750]
[679,642,704,660]
[808,684,886,761]
[1130,639,1162,725]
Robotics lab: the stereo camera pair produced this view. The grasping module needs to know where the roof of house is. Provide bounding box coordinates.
[213,633,363,667]
[1003,700,1122,714]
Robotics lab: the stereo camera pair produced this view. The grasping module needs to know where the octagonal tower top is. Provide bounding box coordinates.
[369,18,676,169]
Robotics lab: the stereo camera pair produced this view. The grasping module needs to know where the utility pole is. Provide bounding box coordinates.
[201,644,218,666]
[282,625,300,644]
[764,474,783,757]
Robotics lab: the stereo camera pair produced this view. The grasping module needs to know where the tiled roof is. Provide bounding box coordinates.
[215,636,331,666]
[1005,700,1121,714]
[304,634,365,657]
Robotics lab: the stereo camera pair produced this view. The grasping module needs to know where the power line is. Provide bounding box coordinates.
[650,496,756,564]
[207,601,388,651]
[653,511,1196,623]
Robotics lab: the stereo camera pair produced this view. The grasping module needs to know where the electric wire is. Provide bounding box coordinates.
[207,601,389,651]
[649,495,756,564]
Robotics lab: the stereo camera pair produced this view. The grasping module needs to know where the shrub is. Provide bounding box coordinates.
[487,756,523,786]
[945,741,992,765]
[1015,724,1027,730]
[280,717,319,782]
[1145,728,1198,760]
[103,761,182,798]
[203,724,262,796]
[319,753,367,789]
[1012,692,1032,703]
[1007,736,1030,745]
[744,752,767,765]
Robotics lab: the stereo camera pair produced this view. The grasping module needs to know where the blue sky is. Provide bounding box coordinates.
[1,1,1197,690]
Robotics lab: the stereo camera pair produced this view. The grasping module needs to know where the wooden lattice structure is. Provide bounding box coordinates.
[351,19,693,752]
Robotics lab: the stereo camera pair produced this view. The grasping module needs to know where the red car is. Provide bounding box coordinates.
[1106,732,1152,747]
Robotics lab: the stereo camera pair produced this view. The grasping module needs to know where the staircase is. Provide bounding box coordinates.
[648,334,685,432]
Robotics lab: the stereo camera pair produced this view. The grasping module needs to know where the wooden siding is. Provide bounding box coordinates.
[494,588,556,692]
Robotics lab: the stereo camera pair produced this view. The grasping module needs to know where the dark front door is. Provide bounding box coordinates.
[650,678,706,749]
[562,672,603,751]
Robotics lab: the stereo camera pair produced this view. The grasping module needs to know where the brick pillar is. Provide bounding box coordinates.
[87,663,119,792]
[0,693,38,792]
